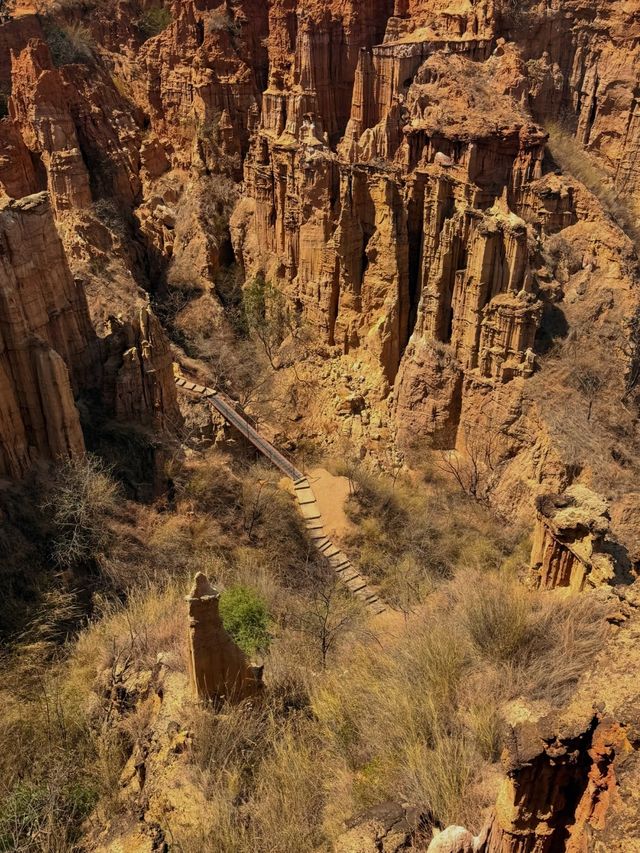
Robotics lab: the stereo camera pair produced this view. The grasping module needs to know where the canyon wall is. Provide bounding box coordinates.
[0,2,636,850]
[1,2,635,512]
[230,0,640,522]
[0,191,180,479]
[0,192,97,478]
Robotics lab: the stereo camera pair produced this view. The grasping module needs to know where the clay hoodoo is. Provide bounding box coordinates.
[530,486,618,592]
[186,572,263,703]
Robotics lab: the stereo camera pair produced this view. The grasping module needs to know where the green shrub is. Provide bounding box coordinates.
[219,585,270,656]
[138,6,172,40]
[43,22,95,66]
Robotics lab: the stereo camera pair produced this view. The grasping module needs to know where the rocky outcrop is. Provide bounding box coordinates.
[132,0,268,174]
[0,191,181,479]
[186,572,263,703]
[0,117,41,200]
[0,192,98,478]
[238,31,546,384]
[103,307,182,431]
[530,486,618,591]
[7,38,143,211]
[0,1,635,524]
[433,583,640,853]
[427,825,483,853]
[521,0,640,198]
[482,706,633,853]
[337,801,429,853]
[8,40,93,212]
[230,0,640,526]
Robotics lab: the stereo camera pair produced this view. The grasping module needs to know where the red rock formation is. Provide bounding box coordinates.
[482,709,633,853]
[0,115,42,200]
[0,0,635,522]
[131,0,268,173]
[0,191,181,479]
[229,0,640,524]
[521,0,640,197]
[8,40,92,212]
[6,38,143,211]
[0,12,42,85]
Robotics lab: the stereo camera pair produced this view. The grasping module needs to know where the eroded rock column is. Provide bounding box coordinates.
[530,486,618,591]
[186,573,263,703]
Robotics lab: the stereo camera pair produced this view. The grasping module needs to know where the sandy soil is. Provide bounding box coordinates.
[306,466,356,543]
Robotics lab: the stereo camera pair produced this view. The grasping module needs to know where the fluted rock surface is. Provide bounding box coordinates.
[0,191,181,479]
[0,1,637,517]
[0,192,98,477]
[228,0,640,521]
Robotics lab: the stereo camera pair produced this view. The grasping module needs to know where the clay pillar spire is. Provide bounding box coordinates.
[186,573,263,703]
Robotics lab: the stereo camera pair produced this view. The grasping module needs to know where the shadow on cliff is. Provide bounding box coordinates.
[534,301,569,355]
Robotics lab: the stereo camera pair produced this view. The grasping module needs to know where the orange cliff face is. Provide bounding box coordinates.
[0,0,637,521]
[0,193,181,480]
[0,3,638,850]
[0,193,98,477]
[229,0,640,527]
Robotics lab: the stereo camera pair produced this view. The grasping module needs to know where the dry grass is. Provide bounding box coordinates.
[311,573,607,831]
[0,453,613,850]
[337,463,525,606]
[547,123,640,253]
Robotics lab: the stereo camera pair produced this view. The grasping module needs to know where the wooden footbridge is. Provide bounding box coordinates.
[174,372,385,614]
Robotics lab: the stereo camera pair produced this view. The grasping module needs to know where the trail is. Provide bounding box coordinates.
[175,373,386,614]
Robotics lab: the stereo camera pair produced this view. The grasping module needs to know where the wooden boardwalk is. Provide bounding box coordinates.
[175,373,385,614]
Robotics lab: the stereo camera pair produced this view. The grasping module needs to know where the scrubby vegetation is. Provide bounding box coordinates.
[336,460,528,609]
[42,21,95,66]
[547,123,640,252]
[0,446,611,851]
[137,5,172,40]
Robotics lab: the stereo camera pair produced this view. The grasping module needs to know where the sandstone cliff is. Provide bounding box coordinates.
[0,191,180,479]
[1,3,633,523]
[0,192,97,477]
[0,3,636,851]
[227,0,640,524]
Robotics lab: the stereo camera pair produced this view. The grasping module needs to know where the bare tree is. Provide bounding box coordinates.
[293,574,365,668]
[42,455,120,570]
[436,421,499,504]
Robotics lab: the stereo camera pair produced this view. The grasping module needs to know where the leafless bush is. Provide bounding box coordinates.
[43,455,120,571]
[205,7,240,36]
[42,21,95,66]
[436,422,500,504]
[292,573,366,668]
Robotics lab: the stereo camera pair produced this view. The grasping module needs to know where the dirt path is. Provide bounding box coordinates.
[305,467,356,543]
[176,375,386,613]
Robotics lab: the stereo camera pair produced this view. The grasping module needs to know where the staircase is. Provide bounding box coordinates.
[175,372,385,614]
